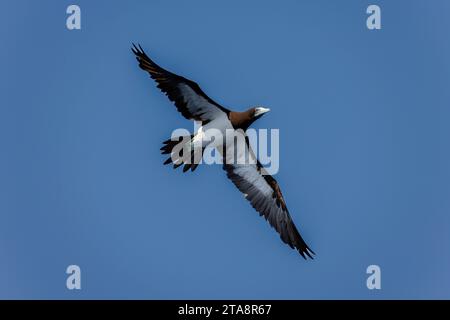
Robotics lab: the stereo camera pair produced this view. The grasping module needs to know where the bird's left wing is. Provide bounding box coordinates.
[132,44,230,122]
[223,156,314,259]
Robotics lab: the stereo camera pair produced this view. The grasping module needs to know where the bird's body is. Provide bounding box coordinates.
[132,44,314,259]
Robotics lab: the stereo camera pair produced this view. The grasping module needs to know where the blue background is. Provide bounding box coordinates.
[1,0,449,299]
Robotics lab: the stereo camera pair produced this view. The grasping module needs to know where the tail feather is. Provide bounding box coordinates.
[160,135,203,173]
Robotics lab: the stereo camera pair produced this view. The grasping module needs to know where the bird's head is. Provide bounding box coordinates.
[251,106,271,120]
[231,106,271,130]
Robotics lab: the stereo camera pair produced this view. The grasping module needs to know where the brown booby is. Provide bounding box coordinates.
[132,44,314,259]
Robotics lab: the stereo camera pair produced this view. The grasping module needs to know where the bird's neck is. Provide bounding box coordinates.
[228,110,254,131]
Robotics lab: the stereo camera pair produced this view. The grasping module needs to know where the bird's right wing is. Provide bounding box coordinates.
[222,141,314,259]
[132,44,230,122]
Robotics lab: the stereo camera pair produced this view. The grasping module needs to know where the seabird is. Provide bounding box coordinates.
[132,44,314,259]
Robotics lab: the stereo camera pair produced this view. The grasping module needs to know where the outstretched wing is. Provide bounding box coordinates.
[223,145,314,258]
[132,44,230,122]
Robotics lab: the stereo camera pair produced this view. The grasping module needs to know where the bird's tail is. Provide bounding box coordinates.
[160,135,204,172]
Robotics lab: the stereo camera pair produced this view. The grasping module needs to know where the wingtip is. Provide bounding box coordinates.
[131,43,138,54]
[299,247,315,260]
[299,250,306,259]
[131,43,144,56]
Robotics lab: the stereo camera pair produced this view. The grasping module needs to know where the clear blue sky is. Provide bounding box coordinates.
[1,0,449,299]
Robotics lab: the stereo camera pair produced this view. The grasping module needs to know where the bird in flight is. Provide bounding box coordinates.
[132,44,314,259]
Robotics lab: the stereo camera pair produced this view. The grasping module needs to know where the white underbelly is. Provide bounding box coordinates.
[193,115,233,149]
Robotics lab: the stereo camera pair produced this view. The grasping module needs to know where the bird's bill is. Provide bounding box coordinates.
[254,107,271,117]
